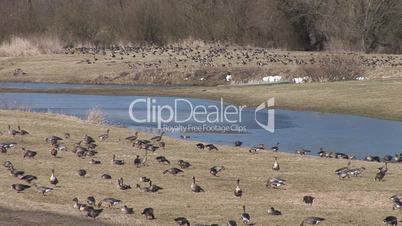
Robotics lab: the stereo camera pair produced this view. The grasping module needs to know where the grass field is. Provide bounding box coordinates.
[0,110,400,226]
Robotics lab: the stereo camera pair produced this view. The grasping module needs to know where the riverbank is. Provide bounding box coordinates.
[1,48,401,86]
[1,79,402,121]
[0,110,399,225]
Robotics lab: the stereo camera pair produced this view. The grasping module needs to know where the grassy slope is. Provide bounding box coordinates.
[0,110,400,226]
[1,79,402,121]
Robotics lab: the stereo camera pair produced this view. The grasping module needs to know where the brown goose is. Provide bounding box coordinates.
[112,154,124,165]
[234,178,242,198]
[11,183,30,193]
[20,174,37,183]
[148,180,163,192]
[300,217,325,225]
[50,169,58,186]
[34,184,53,196]
[77,169,87,177]
[210,166,225,176]
[156,156,170,164]
[121,205,134,214]
[150,132,165,142]
[163,167,184,175]
[98,129,110,141]
[8,125,20,137]
[272,156,280,171]
[303,195,315,205]
[178,160,191,169]
[22,148,37,159]
[117,177,131,190]
[191,176,205,193]
[267,207,282,216]
[142,207,155,220]
[175,217,190,226]
[125,131,139,142]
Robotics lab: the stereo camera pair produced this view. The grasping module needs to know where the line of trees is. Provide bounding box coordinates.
[0,0,401,53]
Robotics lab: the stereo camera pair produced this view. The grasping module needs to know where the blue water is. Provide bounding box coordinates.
[0,92,402,158]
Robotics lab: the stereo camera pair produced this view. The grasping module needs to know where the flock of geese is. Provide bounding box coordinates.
[63,44,402,84]
[1,124,401,225]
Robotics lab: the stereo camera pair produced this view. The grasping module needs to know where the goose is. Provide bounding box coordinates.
[303,195,315,205]
[272,142,280,152]
[140,176,151,183]
[117,177,131,190]
[125,131,139,142]
[77,169,87,177]
[175,217,190,226]
[112,154,124,165]
[64,133,70,139]
[8,125,20,137]
[136,184,151,192]
[101,174,112,180]
[11,183,30,192]
[142,207,155,220]
[86,208,103,219]
[180,135,190,139]
[296,149,311,155]
[17,126,29,141]
[318,148,326,157]
[375,163,388,181]
[227,220,237,226]
[196,143,205,150]
[148,180,163,192]
[50,169,58,186]
[83,134,95,145]
[234,141,243,147]
[210,166,225,176]
[89,159,101,164]
[100,197,121,207]
[272,157,280,171]
[3,160,13,169]
[391,195,402,210]
[234,178,242,198]
[9,166,24,177]
[45,135,63,145]
[191,176,205,193]
[151,132,165,142]
[178,160,191,169]
[156,156,170,164]
[49,146,59,158]
[266,177,286,189]
[158,141,166,150]
[20,174,37,183]
[22,148,37,159]
[384,216,397,226]
[267,207,282,216]
[121,205,134,214]
[87,196,96,206]
[72,197,81,209]
[249,144,265,153]
[205,144,218,151]
[34,184,53,196]
[98,129,110,141]
[240,205,251,224]
[134,151,148,167]
[300,217,325,225]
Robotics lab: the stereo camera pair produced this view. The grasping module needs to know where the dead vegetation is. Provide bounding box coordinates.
[0,110,401,225]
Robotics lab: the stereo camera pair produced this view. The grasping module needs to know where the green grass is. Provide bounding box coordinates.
[0,110,400,225]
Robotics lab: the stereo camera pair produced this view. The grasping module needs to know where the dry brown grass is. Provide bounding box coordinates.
[0,110,401,225]
[86,107,106,125]
[0,36,62,57]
